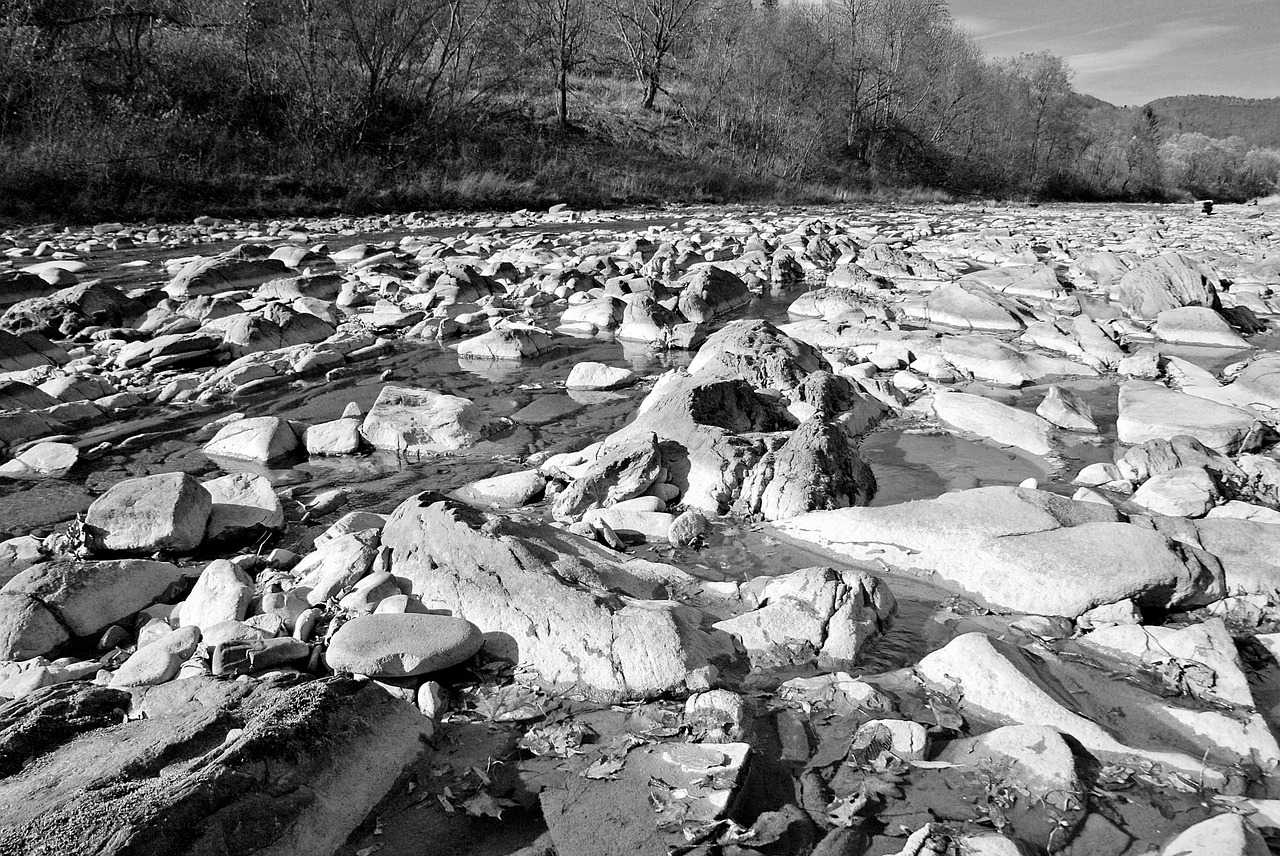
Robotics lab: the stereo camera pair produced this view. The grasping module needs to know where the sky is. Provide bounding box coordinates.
[947,0,1280,106]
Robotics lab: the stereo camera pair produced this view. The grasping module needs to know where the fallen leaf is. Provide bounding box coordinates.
[463,793,507,819]
[583,757,626,780]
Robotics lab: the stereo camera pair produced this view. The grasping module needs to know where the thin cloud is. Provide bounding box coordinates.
[1069,22,1235,77]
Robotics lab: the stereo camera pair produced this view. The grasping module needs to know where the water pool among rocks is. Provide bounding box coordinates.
[3,202,1280,855]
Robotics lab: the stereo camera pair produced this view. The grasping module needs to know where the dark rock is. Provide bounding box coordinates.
[0,677,430,856]
[0,283,146,338]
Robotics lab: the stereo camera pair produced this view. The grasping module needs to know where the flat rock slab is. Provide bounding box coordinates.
[1117,381,1261,454]
[511,394,583,426]
[779,486,1222,617]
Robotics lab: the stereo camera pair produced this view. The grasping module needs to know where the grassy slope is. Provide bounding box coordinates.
[0,81,951,225]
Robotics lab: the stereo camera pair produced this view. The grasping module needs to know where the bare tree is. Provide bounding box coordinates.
[604,0,701,110]
[520,0,592,126]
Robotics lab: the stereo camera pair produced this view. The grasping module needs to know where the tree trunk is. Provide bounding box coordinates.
[642,76,658,110]
[557,67,568,126]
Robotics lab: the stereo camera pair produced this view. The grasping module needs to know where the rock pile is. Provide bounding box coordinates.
[3,202,1280,854]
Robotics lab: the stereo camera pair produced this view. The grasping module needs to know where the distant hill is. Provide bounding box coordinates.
[1145,95,1280,148]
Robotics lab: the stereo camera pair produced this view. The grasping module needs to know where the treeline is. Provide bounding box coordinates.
[0,0,1277,221]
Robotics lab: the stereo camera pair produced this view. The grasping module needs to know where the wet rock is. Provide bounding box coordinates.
[512,394,583,426]
[781,486,1222,617]
[1036,385,1098,432]
[0,677,430,856]
[201,415,300,463]
[667,509,710,547]
[566,361,636,390]
[85,472,212,554]
[109,625,201,688]
[381,493,735,700]
[325,613,483,678]
[932,391,1055,456]
[736,417,877,520]
[1111,252,1219,320]
[202,471,284,540]
[175,559,253,633]
[456,325,556,360]
[714,566,895,669]
[360,385,486,454]
[1117,381,1262,454]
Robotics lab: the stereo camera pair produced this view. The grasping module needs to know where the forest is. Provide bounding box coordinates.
[0,0,1278,221]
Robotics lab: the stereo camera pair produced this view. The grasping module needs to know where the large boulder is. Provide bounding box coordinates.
[551,433,662,522]
[0,282,146,338]
[1117,381,1262,455]
[712,566,894,669]
[676,265,750,320]
[925,282,1025,332]
[0,330,68,372]
[85,472,212,554]
[0,559,185,658]
[1154,306,1250,348]
[735,417,876,520]
[779,486,1223,617]
[380,493,736,700]
[202,472,284,541]
[326,613,484,678]
[175,560,253,633]
[456,325,557,360]
[202,416,300,463]
[360,385,486,454]
[1111,252,1219,320]
[1226,353,1280,412]
[165,248,290,299]
[686,319,824,394]
[0,270,54,311]
[602,373,792,513]
[917,632,1277,780]
[0,678,431,856]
